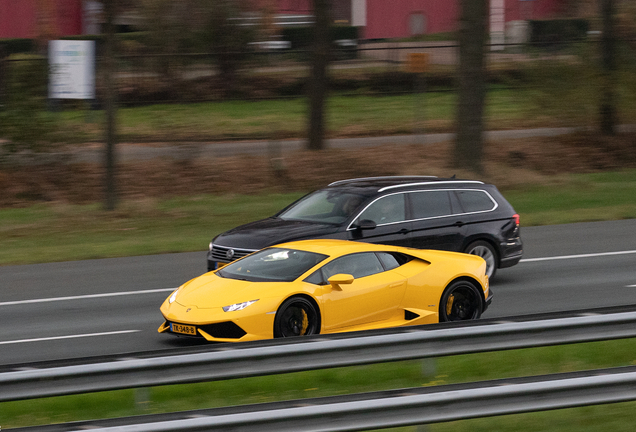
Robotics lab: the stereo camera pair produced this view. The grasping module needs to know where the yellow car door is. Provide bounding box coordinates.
[319,252,407,331]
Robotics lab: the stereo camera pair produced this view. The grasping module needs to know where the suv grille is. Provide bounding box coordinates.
[209,244,258,263]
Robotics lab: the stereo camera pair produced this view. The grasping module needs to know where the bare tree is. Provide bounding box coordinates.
[307,0,331,151]
[197,0,258,96]
[600,0,617,135]
[453,0,488,174]
[104,0,118,210]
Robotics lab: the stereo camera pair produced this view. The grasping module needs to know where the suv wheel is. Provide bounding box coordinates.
[465,240,497,280]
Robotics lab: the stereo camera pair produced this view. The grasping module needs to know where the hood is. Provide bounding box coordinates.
[174,272,282,309]
[213,217,341,250]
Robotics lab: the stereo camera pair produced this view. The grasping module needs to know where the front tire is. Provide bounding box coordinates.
[439,280,483,322]
[465,240,498,279]
[274,297,319,338]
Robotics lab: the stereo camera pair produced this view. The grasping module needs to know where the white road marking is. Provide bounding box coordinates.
[0,287,177,307]
[521,250,636,263]
[627,285,636,288]
[0,330,141,345]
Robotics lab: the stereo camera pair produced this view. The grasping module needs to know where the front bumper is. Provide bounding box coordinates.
[159,320,249,342]
[159,296,279,342]
[483,288,494,313]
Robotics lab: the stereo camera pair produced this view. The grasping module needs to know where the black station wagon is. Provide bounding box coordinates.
[207,176,523,279]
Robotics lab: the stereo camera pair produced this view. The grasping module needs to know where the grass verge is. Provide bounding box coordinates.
[55,87,606,143]
[2,170,636,266]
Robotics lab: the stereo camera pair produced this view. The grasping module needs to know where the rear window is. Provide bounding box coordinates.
[455,190,497,213]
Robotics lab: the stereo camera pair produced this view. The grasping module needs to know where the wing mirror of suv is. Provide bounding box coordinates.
[328,273,354,290]
[354,219,377,230]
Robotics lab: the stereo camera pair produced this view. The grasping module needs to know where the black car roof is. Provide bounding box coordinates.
[327,176,485,192]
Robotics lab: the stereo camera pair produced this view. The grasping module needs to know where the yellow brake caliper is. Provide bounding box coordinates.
[446,294,455,316]
[300,310,309,335]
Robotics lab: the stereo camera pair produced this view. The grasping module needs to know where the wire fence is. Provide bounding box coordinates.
[1,38,635,106]
[0,38,635,153]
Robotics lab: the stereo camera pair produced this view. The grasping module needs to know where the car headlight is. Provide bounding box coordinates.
[169,288,180,304]
[223,299,258,312]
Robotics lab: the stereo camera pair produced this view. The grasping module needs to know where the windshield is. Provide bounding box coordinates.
[217,248,328,282]
[279,190,367,224]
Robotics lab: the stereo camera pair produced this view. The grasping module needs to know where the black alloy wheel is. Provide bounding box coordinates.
[274,297,320,338]
[439,280,483,322]
[465,240,498,279]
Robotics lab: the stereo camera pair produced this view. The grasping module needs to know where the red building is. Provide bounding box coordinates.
[273,0,567,39]
[0,0,83,39]
[1,0,567,41]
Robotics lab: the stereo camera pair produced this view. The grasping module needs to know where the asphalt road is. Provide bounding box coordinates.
[1,219,636,366]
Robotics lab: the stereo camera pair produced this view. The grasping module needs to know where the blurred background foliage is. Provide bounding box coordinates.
[0,0,635,170]
[0,54,74,163]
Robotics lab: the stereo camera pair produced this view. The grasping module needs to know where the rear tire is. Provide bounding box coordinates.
[274,297,320,338]
[465,240,498,280]
[439,280,483,322]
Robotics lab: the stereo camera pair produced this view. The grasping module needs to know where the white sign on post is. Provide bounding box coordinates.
[490,0,505,51]
[48,40,96,100]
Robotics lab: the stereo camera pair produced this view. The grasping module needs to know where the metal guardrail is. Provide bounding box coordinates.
[3,310,636,402]
[44,367,636,432]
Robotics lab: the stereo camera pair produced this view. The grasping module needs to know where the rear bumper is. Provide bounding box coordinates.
[499,237,523,269]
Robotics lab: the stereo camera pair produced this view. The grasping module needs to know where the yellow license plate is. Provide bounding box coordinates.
[171,323,196,335]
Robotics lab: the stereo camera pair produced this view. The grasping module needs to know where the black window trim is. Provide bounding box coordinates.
[346,188,499,231]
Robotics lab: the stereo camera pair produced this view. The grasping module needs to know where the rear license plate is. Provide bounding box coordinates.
[171,323,196,335]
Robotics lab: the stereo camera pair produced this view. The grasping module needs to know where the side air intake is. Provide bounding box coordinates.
[405,310,420,321]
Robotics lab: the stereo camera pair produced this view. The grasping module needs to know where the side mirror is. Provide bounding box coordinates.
[354,219,377,230]
[328,273,354,290]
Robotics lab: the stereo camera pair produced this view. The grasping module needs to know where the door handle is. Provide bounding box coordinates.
[398,228,410,234]
[453,221,465,227]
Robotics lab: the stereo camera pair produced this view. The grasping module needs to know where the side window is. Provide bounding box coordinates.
[321,253,384,280]
[409,191,452,219]
[376,252,400,270]
[455,190,497,213]
[377,252,412,270]
[304,269,324,285]
[356,193,406,225]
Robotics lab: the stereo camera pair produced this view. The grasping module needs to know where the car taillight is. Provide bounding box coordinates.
[512,214,520,226]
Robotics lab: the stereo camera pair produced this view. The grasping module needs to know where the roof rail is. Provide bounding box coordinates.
[328,176,438,187]
[378,180,484,192]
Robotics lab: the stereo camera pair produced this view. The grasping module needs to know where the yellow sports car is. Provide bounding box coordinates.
[159,239,491,342]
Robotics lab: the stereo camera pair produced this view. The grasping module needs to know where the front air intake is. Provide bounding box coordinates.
[199,321,247,339]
